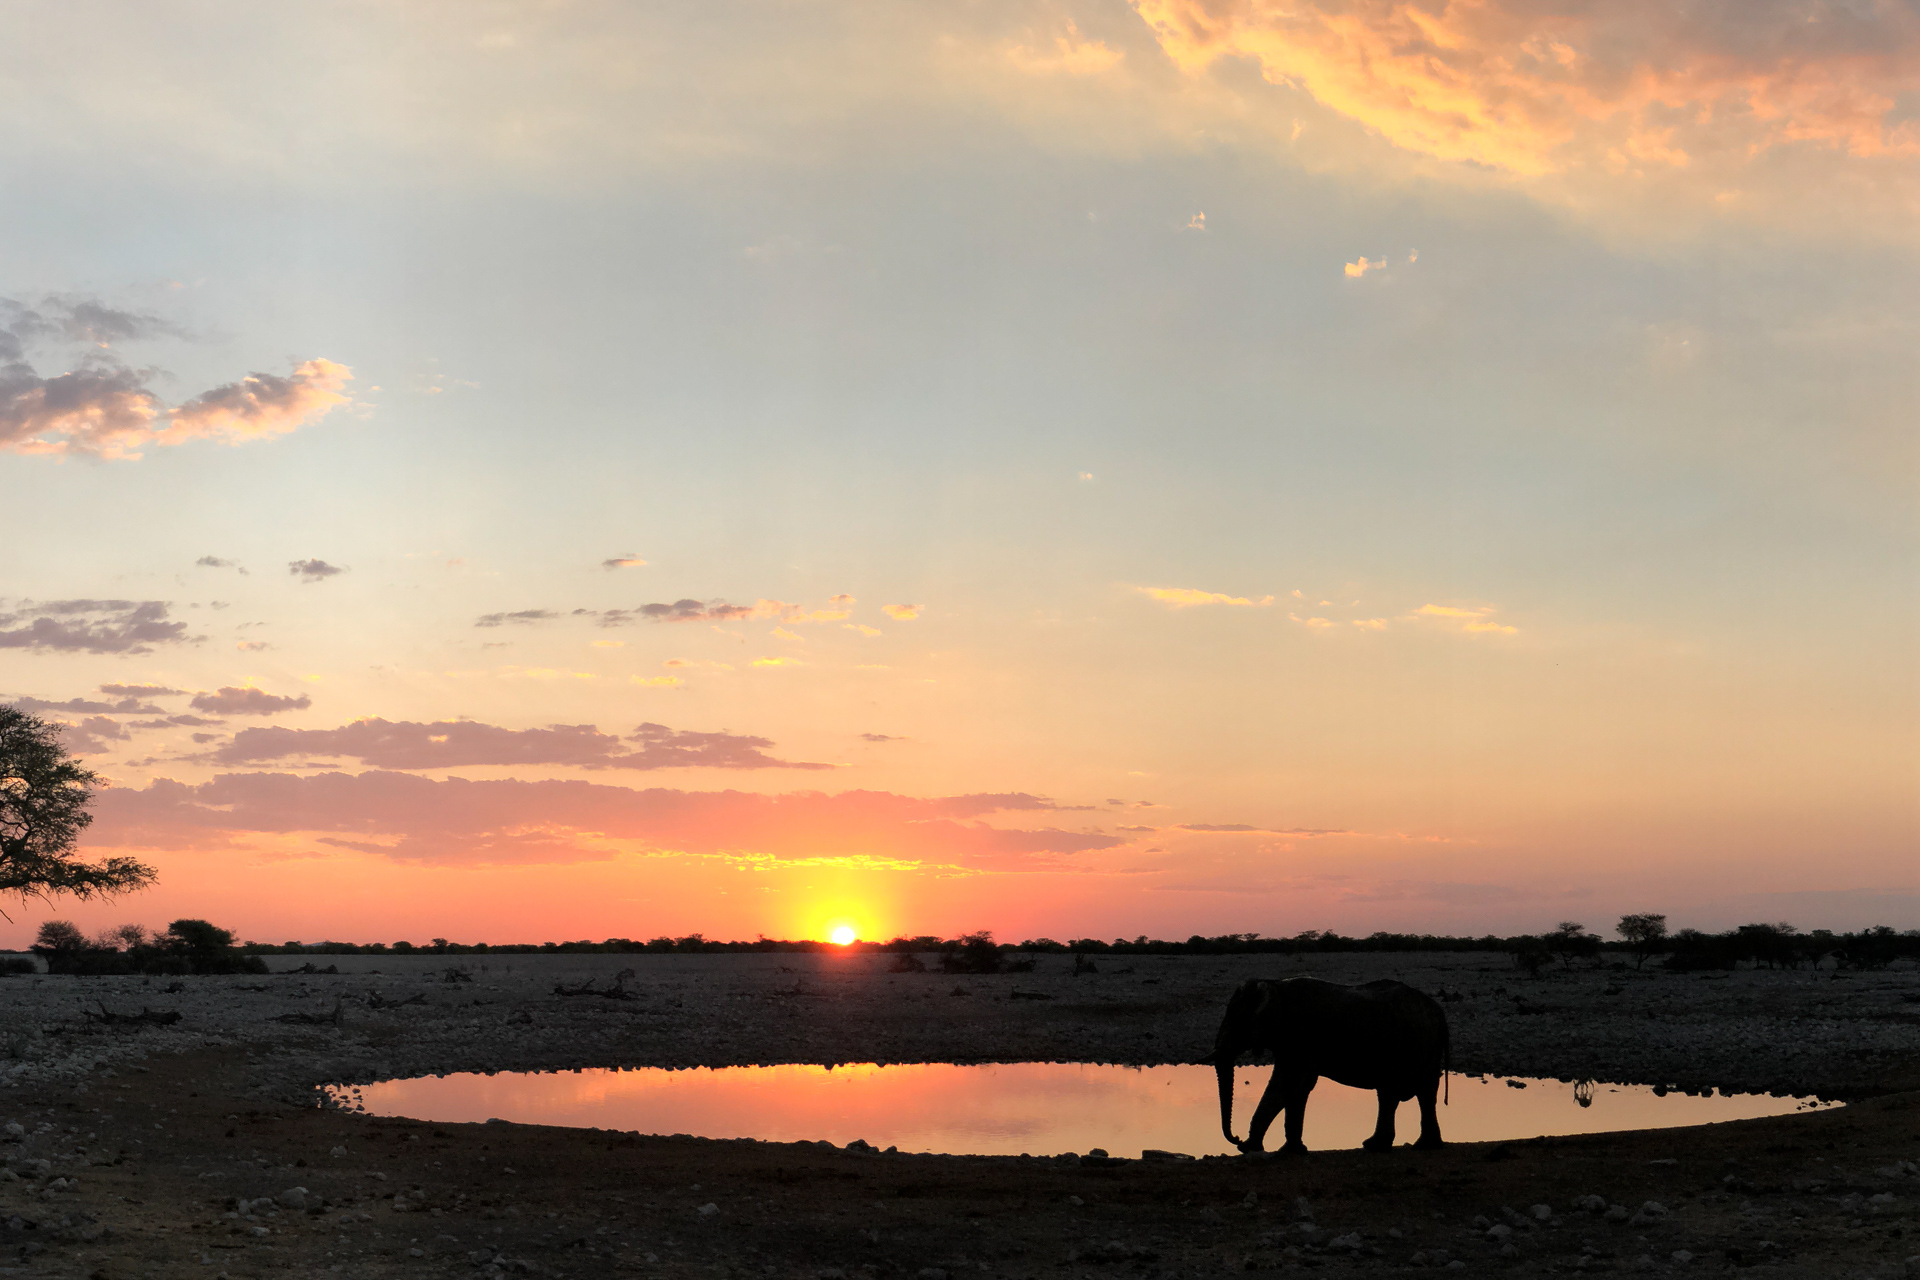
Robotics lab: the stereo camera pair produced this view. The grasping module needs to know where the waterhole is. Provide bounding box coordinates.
[331,1064,1835,1157]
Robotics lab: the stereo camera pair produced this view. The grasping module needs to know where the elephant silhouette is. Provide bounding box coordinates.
[1206,976,1450,1154]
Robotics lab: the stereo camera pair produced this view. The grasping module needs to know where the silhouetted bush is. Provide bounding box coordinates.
[940,931,1006,974]
[33,917,267,976]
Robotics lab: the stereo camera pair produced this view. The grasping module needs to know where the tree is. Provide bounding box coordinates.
[1616,913,1669,969]
[1547,920,1601,967]
[0,706,154,914]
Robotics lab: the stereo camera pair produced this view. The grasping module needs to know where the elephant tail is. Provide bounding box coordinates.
[1442,1017,1452,1106]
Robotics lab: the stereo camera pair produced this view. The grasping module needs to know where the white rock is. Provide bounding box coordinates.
[1671,1250,1694,1264]
[1529,1204,1552,1220]
[330,1146,348,1157]
[279,1187,308,1211]
[1485,1224,1512,1241]
[697,1202,718,1217]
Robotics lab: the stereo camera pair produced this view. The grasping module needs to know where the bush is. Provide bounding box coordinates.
[939,931,1005,974]
[31,917,268,976]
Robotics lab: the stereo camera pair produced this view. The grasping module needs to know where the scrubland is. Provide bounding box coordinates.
[0,952,1915,1278]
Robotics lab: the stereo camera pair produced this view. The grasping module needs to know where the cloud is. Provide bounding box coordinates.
[235,640,272,652]
[158,359,353,447]
[1288,613,1335,629]
[99,683,185,698]
[1411,603,1518,634]
[56,715,130,755]
[0,599,191,654]
[1174,823,1354,835]
[630,675,684,688]
[6,694,167,716]
[1351,618,1389,630]
[475,609,560,627]
[0,362,162,457]
[845,624,882,637]
[1344,256,1386,278]
[0,303,353,458]
[880,604,922,621]
[87,772,1120,867]
[1007,21,1124,76]
[860,733,904,743]
[288,559,345,581]
[770,627,804,642]
[190,687,314,716]
[196,556,245,572]
[601,555,647,570]
[1131,0,1920,177]
[1135,586,1276,608]
[627,598,793,624]
[828,594,855,606]
[210,717,830,772]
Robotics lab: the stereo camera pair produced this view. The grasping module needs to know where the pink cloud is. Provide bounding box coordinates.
[189,687,313,716]
[87,773,1122,867]
[211,718,830,771]
[1133,0,1920,175]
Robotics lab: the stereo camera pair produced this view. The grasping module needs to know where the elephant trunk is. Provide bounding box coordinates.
[1215,1036,1242,1149]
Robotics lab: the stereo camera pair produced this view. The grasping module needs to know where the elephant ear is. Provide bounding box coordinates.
[1252,981,1276,1017]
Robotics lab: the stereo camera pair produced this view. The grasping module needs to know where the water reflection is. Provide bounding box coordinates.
[333,1064,1836,1157]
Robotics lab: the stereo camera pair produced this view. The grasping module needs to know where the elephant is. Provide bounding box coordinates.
[1207,976,1450,1154]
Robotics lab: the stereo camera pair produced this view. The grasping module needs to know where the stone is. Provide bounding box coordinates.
[1328,1233,1364,1251]
[2,1123,21,1139]
[697,1202,719,1217]
[1604,1205,1630,1223]
[408,1247,424,1257]
[918,1270,949,1280]
[1066,1196,1083,1207]
[1671,1250,1694,1264]
[1445,1261,1466,1271]
[330,1146,348,1157]
[1572,1195,1607,1213]
[1529,1204,1552,1220]
[279,1188,308,1211]
[1485,1224,1512,1241]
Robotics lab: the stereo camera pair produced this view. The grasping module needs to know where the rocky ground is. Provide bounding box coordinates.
[0,952,1916,1278]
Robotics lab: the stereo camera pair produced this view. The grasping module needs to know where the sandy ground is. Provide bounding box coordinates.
[1,952,1917,1278]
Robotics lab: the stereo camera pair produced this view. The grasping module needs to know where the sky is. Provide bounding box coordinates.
[1,0,1916,946]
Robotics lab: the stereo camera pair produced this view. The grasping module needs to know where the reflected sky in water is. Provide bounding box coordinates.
[336,1064,1836,1157]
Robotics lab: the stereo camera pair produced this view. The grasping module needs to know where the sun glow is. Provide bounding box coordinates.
[829,925,857,946]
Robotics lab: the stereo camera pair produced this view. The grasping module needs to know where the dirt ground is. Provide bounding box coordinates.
[1,953,1917,1278]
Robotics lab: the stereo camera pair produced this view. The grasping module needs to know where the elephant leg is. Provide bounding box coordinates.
[1413,1079,1444,1148]
[1279,1073,1317,1154]
[1361,1089,1399,1151]
[1241,1067,1291,1154]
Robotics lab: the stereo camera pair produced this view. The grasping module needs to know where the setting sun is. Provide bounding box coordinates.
[829,925,857,946]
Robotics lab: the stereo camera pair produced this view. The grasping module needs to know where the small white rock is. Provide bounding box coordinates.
[1529,1204,1552,1220]
[697,1202,718,1217]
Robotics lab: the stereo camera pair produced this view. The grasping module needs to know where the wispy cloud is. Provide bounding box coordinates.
[0,599,191,654]
[475,609,560,627]
[1344,256,1386,278]
[90,774,1119,867]
[601,555,647,570]
[881,604,922,621]
[1135,586,1276,608]
[211,717,827,771]
[1132,0,1920,177]
[1006,21,1124,76]
[1411,603,1518,635]
[189,687,313,716]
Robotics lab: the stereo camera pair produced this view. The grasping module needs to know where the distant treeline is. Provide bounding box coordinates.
[20,918,1918,976]
[227,921,1920,970]
[28,919,268,976]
